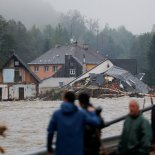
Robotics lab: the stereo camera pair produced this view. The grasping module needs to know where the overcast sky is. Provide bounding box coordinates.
[45,0,155,34]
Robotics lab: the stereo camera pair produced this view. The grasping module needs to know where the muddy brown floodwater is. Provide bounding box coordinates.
[0,96,153,155]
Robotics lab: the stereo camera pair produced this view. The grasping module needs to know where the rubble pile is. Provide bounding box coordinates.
[69,76,126,98]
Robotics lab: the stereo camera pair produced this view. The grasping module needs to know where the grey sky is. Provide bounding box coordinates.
[0,0,155,34]
[47,0,155,34]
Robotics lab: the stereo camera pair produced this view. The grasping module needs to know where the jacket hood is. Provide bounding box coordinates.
[61,102,78,115]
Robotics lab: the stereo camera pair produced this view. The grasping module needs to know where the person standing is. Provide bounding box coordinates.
[78,92,105,155]
[118,100,152,155]
[47,91,100,155]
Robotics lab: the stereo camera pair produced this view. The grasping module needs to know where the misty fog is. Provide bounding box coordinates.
[0,0,60,28]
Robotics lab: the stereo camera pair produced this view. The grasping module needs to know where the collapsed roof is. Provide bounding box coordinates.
[106,66,149,94]
[68,60,149,94]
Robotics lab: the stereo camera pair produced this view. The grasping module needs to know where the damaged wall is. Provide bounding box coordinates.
[0,84,37,100]
[0,84,8,100]
[9,84,37,100]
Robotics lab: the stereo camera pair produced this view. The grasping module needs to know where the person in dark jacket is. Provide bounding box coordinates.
[118,100,152,155]
[78,93,105,155]
[47,91,100,155]
[151,105,155,143]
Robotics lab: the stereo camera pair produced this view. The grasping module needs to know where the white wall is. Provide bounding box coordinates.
[39,77,75,94]
[9,84,37,100]
[0,84,8,100]
[0,84,37,100]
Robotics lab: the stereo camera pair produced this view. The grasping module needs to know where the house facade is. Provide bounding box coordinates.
[28,43,105,80]
[0,53,40,100]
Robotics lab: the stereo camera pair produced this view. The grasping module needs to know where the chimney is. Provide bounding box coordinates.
[70,38,77,46]
[9,49,15,57]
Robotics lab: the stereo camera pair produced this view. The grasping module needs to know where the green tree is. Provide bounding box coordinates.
[130,33,152,72]
[0,16,16,67]
[28,25,44,55]
[53,24,69,45]
[145,35,155,86]
[42,25,55,51]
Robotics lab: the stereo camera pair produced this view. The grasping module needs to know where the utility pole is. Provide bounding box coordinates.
[96,28,99,51]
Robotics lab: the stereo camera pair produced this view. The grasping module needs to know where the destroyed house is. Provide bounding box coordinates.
[28,44,105,80]
[68,59,149,94]
[0,53,40,100]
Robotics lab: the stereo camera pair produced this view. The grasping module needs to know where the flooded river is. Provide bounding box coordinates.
[0,96,153,155]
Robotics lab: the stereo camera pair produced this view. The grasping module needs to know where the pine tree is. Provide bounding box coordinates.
[146,35,155,86]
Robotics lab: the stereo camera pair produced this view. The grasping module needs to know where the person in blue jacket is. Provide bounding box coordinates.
[47,91,100,155]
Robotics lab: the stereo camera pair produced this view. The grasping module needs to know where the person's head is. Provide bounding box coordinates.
[129,100,140,117]
[78,92,90,108]
[63,91,75,103]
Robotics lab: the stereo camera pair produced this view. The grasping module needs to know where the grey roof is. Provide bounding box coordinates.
[110,59,137,75]
[29,45,105,65]
[106,66,149,94]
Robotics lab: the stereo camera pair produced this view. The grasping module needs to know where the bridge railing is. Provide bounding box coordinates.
[19,105,154,155]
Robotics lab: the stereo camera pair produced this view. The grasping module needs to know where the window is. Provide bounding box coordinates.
[14,61,19,66]
[70,69,76,75]
[53,66,58,72]
[34,66,39,72]
[44,66,49,72]
[15,69,22,82]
